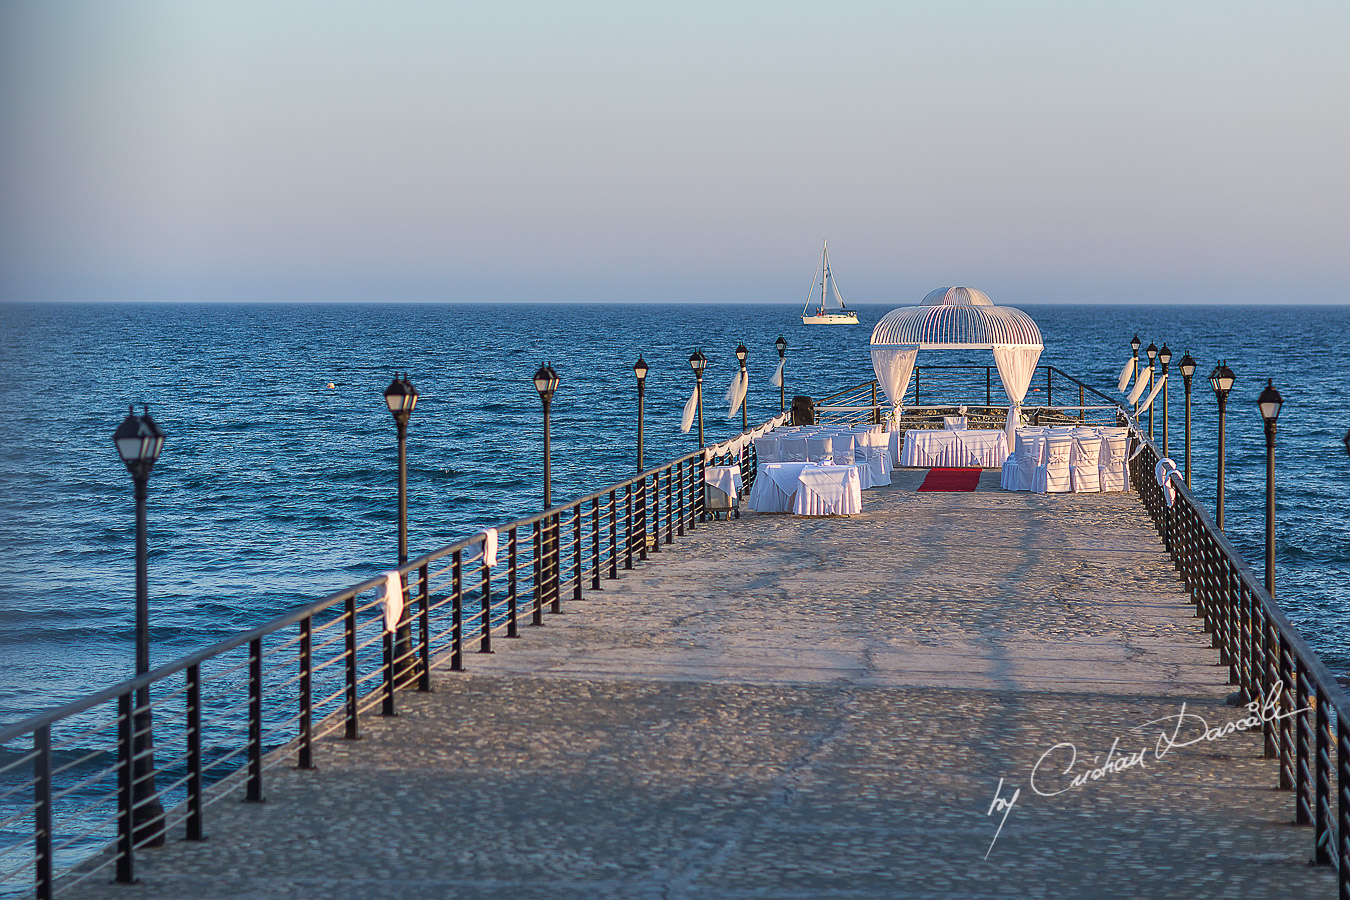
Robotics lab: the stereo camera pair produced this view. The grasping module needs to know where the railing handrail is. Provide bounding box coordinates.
[0,438,727,747]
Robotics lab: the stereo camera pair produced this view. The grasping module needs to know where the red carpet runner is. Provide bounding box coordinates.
[916,467,982,492]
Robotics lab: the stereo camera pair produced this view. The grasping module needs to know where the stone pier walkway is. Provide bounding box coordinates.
[68,471,1335,899]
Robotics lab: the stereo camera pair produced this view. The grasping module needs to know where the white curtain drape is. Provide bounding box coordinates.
[1127,371,1151,406]
[1116,357,1134,394]
[725,369,748,419]
[992,344,1043,444]
[770,359,785,388]
[679,385,699,433]
[1137,372,1167,414]
[869,345,919,420]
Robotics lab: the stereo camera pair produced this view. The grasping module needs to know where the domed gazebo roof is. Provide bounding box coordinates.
[870,286,1042,349]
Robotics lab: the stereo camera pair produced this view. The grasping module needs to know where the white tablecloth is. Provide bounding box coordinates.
[901,429,1009,468]
[704,465,743,501]
[794,465,863,516]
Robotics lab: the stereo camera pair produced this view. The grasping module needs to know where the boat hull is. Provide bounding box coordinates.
[801,312,859,325]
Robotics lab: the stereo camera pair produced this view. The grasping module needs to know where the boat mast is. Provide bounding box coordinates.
[821,241,828,313]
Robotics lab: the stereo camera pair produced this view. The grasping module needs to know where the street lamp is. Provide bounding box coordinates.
[382,373,418,686]
[533,364,559,507]
[689,350,707,448]
[1130,334,1141,393]
[112,405,167,845]
[1209,360,1235,530]
[1258,379,1283,597]
[1145,342,1158,438]
[775,335,787,412]
[735,342,749,432]
[1178,351,1196,485]
[1159,343,1172,457]
[633,356,648,472]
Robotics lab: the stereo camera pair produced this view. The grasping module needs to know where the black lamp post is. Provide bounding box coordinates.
[1145,342,1158,438]
[775,335,787,412]
[113,405,167,845]
[633,356,648,472]
[383,373,418,683]
[1159,343,1172,457]
[1344,427,1350,458]
[735,342,749,432]
[1178,351,1196,485]
[533,364,559,507]
[1130,334,1141,397]
[1258,379,1283,597]
[1209,360,1235,530]
[689,350,707,448]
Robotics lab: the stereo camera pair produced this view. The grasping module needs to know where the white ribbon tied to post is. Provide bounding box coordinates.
[379,570,404,633]
[1154,457,1180,507]
[1136,372,1167,414]
[679,385,699,434]
[770,358,785,388]
[1117,357,1135,394]
[725,369,748,420]
[471,527,499,568]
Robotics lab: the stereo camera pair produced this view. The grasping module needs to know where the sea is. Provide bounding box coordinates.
[1,301,1348,728]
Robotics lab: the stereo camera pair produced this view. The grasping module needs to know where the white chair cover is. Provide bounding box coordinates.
[830,433,856,465]
[1099,432,1130,491]
[753,436,781,464]
[1069,430,1102,493]
[805,436,834,463]
[1031,435,1073,493]
[943,416,968,430]
[1014,433,1048,491]
[780,436,808,462]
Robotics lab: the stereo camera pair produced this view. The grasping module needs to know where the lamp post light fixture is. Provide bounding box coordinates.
[1145,342,1158,438]
[1258,379,1283,597]
[112,404,168,845]
[633,356,648,473]
[1159,343,1172,457]
[735,341,749,432]
[382,373,419,685]
[1209,360,1235,530]
[533,364,559,508]
[1178,351,1196,486]
[775,335,787,412]
[1130,334,1141,395]
[689,350,707,448]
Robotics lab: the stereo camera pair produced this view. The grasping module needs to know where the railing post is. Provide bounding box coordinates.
[650,473,660,554]
[1046,367,1053,406]
[676,462,686,537]
[1079,384,1085,421]
[697,453,707,523]
[590,499,602,589]
[574,503,585,596]
[550,513,562,614]
[1339,720,1350,889]
[187,662,205,837]
[34,724,51,900]
[452,549,466,663]
[533,523,545,625]
[381,626,396,716]
[507,527,519,637]
[479,557,494,653]
[625,483,635,570]
[1316,686,1333,864]
[246,636,264,802]
[1280,638,1294,790]
[1297,664,1312,824]
[344,595,359,740]
[296,624,312,768]
[608,490,618,577]
[665,465,674,544]
[418,563,432,690]
[116,692,134,884]
[986,366,992,406]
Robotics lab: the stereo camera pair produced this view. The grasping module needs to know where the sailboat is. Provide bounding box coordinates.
[800,241,859,325]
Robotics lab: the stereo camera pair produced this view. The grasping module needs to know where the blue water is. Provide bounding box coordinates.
[0,301,1347,725]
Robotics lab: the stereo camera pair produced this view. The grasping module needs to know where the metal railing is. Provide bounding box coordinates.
[815,366,1118,427]
[1130,429,1349,892]
[0,413,798,897]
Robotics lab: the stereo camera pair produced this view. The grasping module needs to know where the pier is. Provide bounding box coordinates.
[54,467,1337,898]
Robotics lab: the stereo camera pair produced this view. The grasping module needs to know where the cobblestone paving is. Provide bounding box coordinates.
[67,471,1336,898]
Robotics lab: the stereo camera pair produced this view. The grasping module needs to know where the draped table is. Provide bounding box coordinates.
[745,462,863,516]
[900,429,1009,468]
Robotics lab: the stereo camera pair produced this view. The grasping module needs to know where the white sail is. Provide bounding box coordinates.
[801,240,859,325]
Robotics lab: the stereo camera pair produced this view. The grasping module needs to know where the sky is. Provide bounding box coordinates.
[1,1,1347,305]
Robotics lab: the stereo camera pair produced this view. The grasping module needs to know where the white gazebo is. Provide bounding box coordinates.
[869,287,1043,441]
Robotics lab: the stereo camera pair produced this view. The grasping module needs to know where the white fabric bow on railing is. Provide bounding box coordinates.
[1117,357,1134,394]
[725,369,748,419]
[1136,372,1167,414]
[770,359,785,388]
[679,385,699,434]
[470,528,498,568]
[379,570,403,633]
[1127,371,1152,406]
[1154,457,1180,507]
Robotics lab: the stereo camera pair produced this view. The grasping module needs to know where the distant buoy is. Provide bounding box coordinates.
[326,383,335,390]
